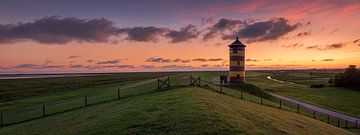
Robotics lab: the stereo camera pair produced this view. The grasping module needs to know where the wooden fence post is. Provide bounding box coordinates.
[313,111,315,118]
[199,77,201,86]
[337,119,340,127]
[42,104,46,117]
[297,104,300,113]
[240,90,243,99]
[117,88,120,100]
[279,99,282,109]
[327,115,330,124]
[356,120,358,128]
[157,78,160,89]
[84,96,88,107]
[0,113,3,127]
[345,120,348,128]
[168,76,170,87]
[220,81,222,92]
[260,97,263,105]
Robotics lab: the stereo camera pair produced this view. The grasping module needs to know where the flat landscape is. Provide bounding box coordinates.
[0,71,359,134]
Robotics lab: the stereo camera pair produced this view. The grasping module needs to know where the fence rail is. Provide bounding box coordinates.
[0,75,358,130]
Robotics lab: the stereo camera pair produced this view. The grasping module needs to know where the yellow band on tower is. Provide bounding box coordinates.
[229,71,245,77]
[230,61,245,66]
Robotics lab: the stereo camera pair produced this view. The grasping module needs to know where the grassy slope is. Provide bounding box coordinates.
[246,70,360,117]
[0,87,353,135]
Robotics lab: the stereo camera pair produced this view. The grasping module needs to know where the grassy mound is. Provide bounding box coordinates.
[0,87,353,135]
[225,83,273,99]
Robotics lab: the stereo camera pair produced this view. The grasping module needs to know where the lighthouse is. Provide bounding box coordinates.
[229,37,246,83]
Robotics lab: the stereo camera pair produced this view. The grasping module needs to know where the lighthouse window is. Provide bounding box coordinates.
[237,61,240,65]
[232,50,238,54]
[237,74,240,78]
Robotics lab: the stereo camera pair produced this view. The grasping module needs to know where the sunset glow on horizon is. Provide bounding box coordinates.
[0,0,360,73]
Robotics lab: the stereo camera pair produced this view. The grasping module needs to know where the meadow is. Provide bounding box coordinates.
[0,71,358,134]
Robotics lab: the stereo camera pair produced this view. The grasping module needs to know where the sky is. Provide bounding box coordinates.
[0,0,360,73]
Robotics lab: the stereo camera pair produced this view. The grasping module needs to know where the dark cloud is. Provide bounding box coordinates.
[322,59,334,61]
[96,59,120,64]
[172,58,191,63]
[203,18,246,40]
[140,65,156,69]
[145,57,191,63]
[145,58,172,63]
[69,55,81,59]
[69,64,83,68]
[161,65,193,69]
[246,59,259,62]
[282,43,304,48]
[234,18,301,42]
[353,39,360,44]
[296,31,310,37]
[14,63,64,69]
[86,64,134,69]
[86,59,94,63]
[166,25,199,43]
[306,42,346,50]
[325,43,346,49]
[192,58,223,62]
[0,16,118,44]
[119,26,168,42]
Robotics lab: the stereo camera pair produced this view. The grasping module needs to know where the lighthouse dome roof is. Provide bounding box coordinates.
[229,37,246,47]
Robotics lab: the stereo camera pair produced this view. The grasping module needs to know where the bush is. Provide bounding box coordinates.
[329,65,360,89]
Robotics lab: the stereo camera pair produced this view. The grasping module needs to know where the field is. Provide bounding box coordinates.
[0,71,358,134]
[245,70,360,117]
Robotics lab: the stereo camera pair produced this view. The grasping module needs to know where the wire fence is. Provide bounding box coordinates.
[0,75,359,130]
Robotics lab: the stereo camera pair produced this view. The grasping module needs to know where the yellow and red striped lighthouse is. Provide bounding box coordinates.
[229,37,246,83]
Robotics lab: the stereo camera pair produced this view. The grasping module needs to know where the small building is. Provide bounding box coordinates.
[229,37,246,83]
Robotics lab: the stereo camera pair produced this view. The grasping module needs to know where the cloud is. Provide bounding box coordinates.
[328,28,338,35]
[203,18,247,40]
[192,58,223,62]
[44,59,53,64]
[263,59,272,61]
[119,26,168,42]
[321,59,334,61]
[246,59,260,62]
[353,39,360,44]
[161,65,193,69]
[96,59,120,64]
[233,18,301,42]
[145,57,172,63]
[145,57,191,63]
[0,16,118,44]
[69,55,81,59]
[86,64,134,69]
[325,43,346,49]
[296,31,310,37]
[140,65,156,69]
[306,42,346,50]
[69,64,83,68]
[165,25,200,43]
[86,59,94,63]
[14,63,64,69]
[282,43,304,48]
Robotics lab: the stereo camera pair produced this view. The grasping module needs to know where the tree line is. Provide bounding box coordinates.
[329,65,360,89]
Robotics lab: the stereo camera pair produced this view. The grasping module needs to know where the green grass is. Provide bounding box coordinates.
[0,86,354,135]
[0,71,358,134]
[245,70,360,117]
[0,72,177,102]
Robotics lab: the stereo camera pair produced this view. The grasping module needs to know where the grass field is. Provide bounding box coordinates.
[245,70,360,118]
[0,71,358,134]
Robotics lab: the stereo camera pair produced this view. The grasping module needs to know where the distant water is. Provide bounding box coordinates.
[0,74,107,80]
